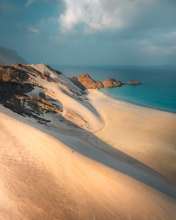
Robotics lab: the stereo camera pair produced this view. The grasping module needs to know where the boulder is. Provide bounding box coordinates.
[102,77,122,88]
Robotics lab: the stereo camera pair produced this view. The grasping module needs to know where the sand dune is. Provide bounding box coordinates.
[0,112,176,220]
[87,90,176,183]
[0,64,176,219]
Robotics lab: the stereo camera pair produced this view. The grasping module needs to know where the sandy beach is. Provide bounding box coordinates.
[87,90,176,183]
[0,64,176,219]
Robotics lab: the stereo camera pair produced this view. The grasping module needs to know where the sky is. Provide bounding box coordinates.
[0,0,176,65]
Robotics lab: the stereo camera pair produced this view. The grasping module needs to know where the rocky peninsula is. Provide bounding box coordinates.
[70,73,141,90]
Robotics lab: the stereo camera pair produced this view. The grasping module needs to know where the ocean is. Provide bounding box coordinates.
[52,65,176,114]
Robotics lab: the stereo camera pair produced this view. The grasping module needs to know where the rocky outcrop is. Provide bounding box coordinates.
[77,73,104,89]
[126,79,141,85]
[102,78,122,88]
[0,65,62,124]
[13,64,56,83]
[71,74,125,90]
[0,65,38,85]
[70,73,141,90]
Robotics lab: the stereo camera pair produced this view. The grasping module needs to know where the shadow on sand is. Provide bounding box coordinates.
[37,109,176,200]
[2,95,176,200]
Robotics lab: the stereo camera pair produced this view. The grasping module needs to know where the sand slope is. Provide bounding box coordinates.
[0,112,176,220]
[0,64,176,219]
[87,90,176,182]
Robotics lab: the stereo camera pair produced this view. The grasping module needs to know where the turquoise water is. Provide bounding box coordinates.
[52,65,176,114]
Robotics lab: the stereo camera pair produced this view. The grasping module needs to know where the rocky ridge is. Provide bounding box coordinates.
[0,64,85,125]
[13,64,56,83]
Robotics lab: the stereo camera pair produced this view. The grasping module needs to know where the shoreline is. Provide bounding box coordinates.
[99,87,176,115]
[87,89,176,122]
[87,89,176,183]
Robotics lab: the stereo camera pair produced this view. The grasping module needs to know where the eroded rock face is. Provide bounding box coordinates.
[0,65,37,85]
[0,65,62,124]
[126,79,141,85]
[12,64,56,83]
[77,73,104,89]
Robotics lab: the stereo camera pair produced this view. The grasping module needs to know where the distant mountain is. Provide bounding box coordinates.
[0,46,27,65]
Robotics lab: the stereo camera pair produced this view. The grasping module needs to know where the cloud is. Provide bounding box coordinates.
[28,26,40,34]
[58,0,156,34]
[27,18,57,37]
[139,39,159,53]
[139,38,176,56]
[36,18,57,31]
[25,0,60,7]
[25,0,36,7]
[164,46,176,55]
